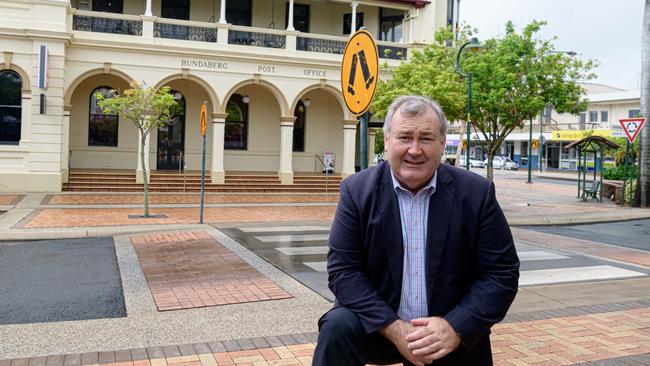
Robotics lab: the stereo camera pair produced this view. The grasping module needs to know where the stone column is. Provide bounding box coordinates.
[136,128,151,184]
[145,0,152,16]
[21,91,31,142]
[368,128,377,167]
[350,2,359,34]
[61,105,72,183]
[278,116,296,185]
[286,0,295,31]
[211,113,227,184]
[342,119,358,178]
[219,0,227,24]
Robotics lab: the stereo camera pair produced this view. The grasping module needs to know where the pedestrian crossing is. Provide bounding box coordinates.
[223,224,648,300]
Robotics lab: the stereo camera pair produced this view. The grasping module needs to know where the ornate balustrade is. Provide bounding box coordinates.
[73,14,142,36]
[228,28,285,49]
[296,37,346,55]
[154,22,217,43]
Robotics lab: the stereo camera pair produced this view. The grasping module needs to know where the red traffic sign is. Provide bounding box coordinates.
[619,118,645,143]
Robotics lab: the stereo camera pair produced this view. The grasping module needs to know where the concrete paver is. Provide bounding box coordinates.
[1,173,650,365]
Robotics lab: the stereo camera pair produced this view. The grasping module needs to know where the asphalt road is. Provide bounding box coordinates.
[0,237,126,325]
[523,219,650,252]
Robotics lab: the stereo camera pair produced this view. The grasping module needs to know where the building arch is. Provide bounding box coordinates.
[291,83,353,120]
[65,68,135,106]
[153,74,219,113]
[2,64,31,93]
[222,78,289,116]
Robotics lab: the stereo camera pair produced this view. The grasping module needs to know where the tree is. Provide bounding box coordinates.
[637,0,650,207]
[96,81,179,217]
[372,22,595,181]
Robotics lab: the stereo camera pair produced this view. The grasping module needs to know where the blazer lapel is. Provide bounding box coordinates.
[426,165,455,304]
[376,164,404,291]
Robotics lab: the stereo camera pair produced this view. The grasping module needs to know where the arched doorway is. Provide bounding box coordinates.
[156,90,186,170]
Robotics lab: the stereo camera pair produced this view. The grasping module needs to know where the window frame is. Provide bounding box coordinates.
[161,0,190,20]
[226,0,252,26]
[379,8,404,42]
[0,70,23,145]
[629,109,641,118]
[600,110,608,123]
[285,2,309,33]
[92,0,124,13]
[588,110,598,123]
[88,86,119,147]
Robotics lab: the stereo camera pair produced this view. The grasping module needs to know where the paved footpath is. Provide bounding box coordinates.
[1,174,650,365]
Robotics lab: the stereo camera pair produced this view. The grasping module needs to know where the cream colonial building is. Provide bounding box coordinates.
[0,0,455,192]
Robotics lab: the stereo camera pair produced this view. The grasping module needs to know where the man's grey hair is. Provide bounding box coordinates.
[383,96,448,137]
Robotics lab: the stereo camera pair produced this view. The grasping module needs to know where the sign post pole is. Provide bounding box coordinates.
[622,140,629,208]
[618,117,646,207]
[199,102,207,224]
[360,112,368,169]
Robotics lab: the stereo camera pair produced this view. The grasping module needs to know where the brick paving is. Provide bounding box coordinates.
[45,194,338,205]
[512,227,650,268]
[0,195,19,205]
[131,231,291,311]
[2,306,649,365]
[21,206,337,229]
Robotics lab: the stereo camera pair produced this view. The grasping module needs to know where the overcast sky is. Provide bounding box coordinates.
[460,0,644,91]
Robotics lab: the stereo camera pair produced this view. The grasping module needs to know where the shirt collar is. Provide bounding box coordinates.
[390,168,438,196]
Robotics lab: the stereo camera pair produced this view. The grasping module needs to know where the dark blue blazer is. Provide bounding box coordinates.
[327,161,519,364]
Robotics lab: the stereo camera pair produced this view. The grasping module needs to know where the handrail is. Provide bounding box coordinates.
[179,151,186,192]
[314,154,329,194]
[68,150,71,186]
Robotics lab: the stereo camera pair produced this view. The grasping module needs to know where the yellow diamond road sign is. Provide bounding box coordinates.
[200,102,207,137]
[341,29,379,116]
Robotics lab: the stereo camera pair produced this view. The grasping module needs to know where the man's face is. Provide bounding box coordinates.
[384,108,445,193]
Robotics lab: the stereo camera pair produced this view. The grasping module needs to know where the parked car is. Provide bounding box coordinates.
[458,155,486,168]
[485,156,519,170]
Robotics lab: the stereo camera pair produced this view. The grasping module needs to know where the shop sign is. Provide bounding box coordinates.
[551,129,613,141]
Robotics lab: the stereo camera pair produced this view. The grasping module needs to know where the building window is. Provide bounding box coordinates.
[227,0,251,26]
[579,112,586,130]
[286,3,309,32]
[225,94,248,150]
[589,111,598,123]
[379,8,404,42]
[629,109,641,118]
[161,0,190,20]
[293,100,306,152]
[92,0,123,13]
[343,12,363,35]
[0,70,22,144]
[601,111,608,123]
[89,86,119,147]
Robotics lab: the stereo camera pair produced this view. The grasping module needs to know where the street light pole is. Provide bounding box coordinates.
[455,37,483,171]
[527,117,533,183]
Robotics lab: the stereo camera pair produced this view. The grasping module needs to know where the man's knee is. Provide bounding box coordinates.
[318,306,366,342]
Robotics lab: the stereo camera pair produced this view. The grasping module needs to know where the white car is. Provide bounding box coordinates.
[459,156,485,168]
[485,156,519,170]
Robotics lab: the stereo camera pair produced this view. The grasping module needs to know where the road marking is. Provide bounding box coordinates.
[518,250,570,261]
[520,265,645,286]
[276,246,329,255]
[254,234,329,243]
[303,261,327,272]
[241,226,330,233]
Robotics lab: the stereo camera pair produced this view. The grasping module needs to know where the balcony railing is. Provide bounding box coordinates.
[69,10,410,59]
[72,11,142,36]
[228,26,286,49]
[154,20,217,43]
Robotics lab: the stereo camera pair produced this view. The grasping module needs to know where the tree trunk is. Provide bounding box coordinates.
[637,0,650,207]
[486,150,496,182]
[140,133,149,217]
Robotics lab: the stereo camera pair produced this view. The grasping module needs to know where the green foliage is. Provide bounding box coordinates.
[372,22,596,181]
[95,81,180,217]
[603,165,637,180]
[604,137,638,164]
[95,81,179,135]
[374,128,384,154]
